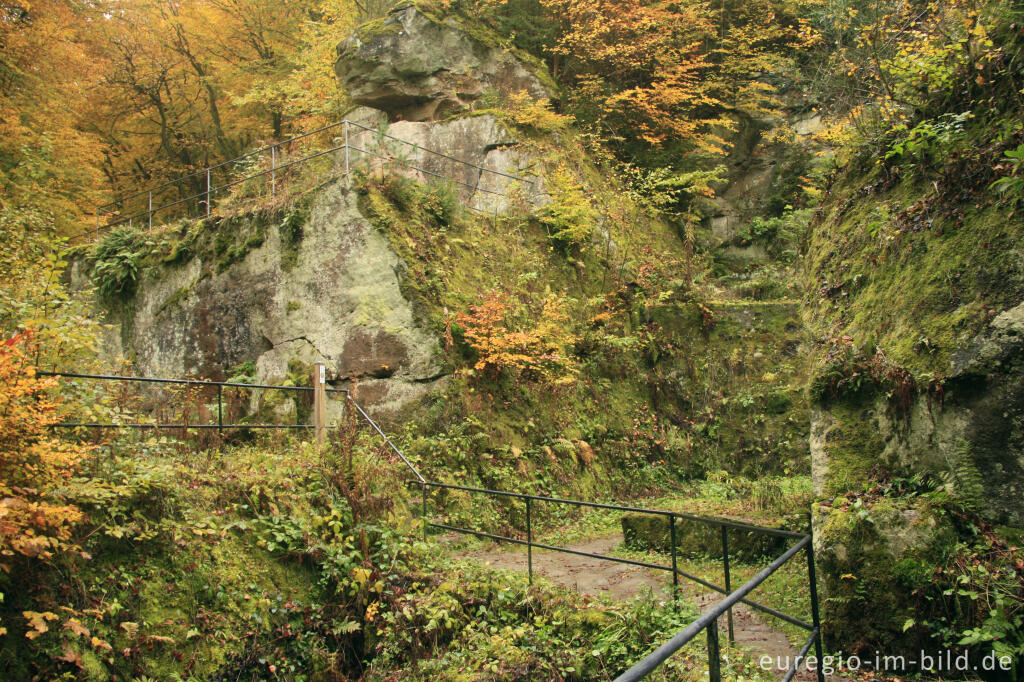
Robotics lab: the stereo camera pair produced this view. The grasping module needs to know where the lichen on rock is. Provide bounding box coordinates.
[336,4,555,122]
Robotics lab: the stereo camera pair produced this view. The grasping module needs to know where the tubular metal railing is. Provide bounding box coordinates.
[416,480,825,682]
[83,118,534,242]
[43,368,824,681]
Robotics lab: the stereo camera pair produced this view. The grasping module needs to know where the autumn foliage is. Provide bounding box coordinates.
[455,291,578,385]
[0,332,87,564]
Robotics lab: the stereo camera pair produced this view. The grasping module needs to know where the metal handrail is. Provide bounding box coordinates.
[96,120,354,211]
[40,370,315,392]
[42,368,826,681]
[84,117,534,242]
[414,478,826,682]
[613,536,814,682]
[40,370,333,434]
[40,370,424,485]
[345,393,426,484]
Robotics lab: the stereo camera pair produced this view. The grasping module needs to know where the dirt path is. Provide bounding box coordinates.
[455,535,822,680]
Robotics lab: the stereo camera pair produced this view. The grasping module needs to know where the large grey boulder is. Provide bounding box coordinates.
[336,4,555,121]
[344,113,546,213]
[77,6,560,418]
[77,182,446,418]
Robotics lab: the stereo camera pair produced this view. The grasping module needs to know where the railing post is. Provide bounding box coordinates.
[313,362,326,448]
[669,515,678,607]
[344,120,350,190]
[707,616,721,682]
[807,541,826,682]
[271,145,276,197]
[526,496,533,586]
[217,384,223,439]
[421,481,428,542]
[206,168,211,219]
[722,526,734,644]
[148,190,153,231]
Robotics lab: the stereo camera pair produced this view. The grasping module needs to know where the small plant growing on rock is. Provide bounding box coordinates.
[90,227,143,299]
[538,165,599,252]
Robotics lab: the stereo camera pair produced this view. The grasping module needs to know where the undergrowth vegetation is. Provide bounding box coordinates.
[0,354,778,679]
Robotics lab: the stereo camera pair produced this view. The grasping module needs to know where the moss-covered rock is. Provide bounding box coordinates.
[813,497,957,654]
[809,301,1024,526]
[620,513,789,562]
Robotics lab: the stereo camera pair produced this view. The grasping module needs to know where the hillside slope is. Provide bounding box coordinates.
[803,14,1024,660]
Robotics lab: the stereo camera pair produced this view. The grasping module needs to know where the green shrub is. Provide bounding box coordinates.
[90,227,143,299]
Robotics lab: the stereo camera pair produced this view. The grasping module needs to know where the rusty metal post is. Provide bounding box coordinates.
[206,168,211,219]
[707,617,721,682]
[313,362,326,447]
[670,515,679,608]
[271,145,276,197]
[808,542,826,682]
[526,496,533,586]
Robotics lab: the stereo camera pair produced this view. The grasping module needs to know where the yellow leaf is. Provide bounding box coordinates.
[22,610,59,638]
[64,617,89,638]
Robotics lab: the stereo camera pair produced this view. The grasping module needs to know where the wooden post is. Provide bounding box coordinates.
[313,361,326,447]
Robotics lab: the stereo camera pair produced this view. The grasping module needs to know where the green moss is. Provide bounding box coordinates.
[816,498,958,653]
[818,403,886,495]
[156,283,193,316]
[804,115,1024,380]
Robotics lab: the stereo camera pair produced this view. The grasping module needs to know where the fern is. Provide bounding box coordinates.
[939,439,986,512]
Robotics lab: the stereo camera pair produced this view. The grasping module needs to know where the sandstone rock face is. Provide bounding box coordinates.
[336,5,554,121]
[86,182,446,417]
[810,301,1024,651]
[81,6,559,416]
[810,301,1024,527]
[346,112,547,213]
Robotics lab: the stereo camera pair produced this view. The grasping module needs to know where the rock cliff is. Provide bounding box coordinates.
[803,99,1024,655]
[336,3,555,121]
[79,6,554,415]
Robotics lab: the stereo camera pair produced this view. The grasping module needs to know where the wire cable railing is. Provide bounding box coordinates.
[39,370,347,435]
[43,366,824,681]
[82,118,535,243]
